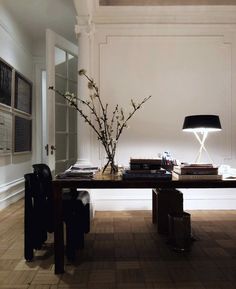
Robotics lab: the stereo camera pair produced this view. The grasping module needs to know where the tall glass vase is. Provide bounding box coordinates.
[102,155,118,174]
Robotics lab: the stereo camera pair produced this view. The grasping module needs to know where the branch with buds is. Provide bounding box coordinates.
[49,69,151,173]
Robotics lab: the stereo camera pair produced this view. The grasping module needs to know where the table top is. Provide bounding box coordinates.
[53,172,236,189]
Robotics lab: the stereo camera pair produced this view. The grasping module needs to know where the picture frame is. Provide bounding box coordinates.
[0,59,12,107]
[14,72,32,114]
[0,110,12,154]
[14,115,32,153]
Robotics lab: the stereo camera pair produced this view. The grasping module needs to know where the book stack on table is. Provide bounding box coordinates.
[172,164,222,180]
[57,165,98,179]
[122,158,172,180]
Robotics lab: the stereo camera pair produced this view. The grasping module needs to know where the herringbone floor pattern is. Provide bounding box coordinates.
[0,200,235,289]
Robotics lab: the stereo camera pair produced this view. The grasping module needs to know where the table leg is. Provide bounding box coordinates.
[152,189,157,224]
[53,183,64,274]
[155,188,183,234]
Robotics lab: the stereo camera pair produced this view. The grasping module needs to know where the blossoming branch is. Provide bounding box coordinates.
[49,69,151,173]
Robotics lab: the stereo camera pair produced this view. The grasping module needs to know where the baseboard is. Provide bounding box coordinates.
[93,199,151,211]
[184,199,236,210]
[0,178,24,210]
[182,189,236,210]
[91,188,236,211]
[94,198,236,211]
[0,182,235,211]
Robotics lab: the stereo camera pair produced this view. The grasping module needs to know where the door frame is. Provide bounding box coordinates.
[45,29,78,172]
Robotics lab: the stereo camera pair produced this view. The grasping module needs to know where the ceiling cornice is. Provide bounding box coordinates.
[74,1,236,26]
[100,0,236,5]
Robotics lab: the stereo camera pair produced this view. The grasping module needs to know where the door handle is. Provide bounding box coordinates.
[45,144,49,156]
[50,145,56,155]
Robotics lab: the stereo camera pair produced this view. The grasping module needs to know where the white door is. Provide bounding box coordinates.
[45,29,78,175]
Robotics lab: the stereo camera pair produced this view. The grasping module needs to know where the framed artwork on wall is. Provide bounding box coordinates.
[0,59,12,107]
[0,58,33,155]
[14,72,32,114]
[0,110,12,154]
[14,115,32,153]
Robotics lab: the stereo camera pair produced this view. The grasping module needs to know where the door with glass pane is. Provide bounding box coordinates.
[46,29,78,174]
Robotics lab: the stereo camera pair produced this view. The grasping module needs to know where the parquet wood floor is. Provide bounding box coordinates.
[0,200,235,289]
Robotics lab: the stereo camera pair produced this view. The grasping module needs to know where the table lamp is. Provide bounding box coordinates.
[182,115,221,163]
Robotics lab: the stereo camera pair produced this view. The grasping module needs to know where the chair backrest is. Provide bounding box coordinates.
[32,164,52,198]
[32,164,52,181]
[24,173,37,198]
[32,163,54,233]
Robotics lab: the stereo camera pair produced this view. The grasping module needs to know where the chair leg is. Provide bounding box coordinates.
[24,174,34,261]
[24,208,34,261]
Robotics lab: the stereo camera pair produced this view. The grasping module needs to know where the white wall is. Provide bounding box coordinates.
[75,4,236,210]
[96,26,234,165]
[0,3,34,209]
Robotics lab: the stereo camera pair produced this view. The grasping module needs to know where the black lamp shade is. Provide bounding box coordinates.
[182,115,222,132]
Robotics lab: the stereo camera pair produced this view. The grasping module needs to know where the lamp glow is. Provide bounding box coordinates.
[182,115,221,163]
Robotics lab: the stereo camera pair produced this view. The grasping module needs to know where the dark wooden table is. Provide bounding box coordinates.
[52,173,236,274]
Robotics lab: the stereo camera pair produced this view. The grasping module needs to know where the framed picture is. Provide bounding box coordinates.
[0,110,12,154]
[15,72,32,114]
[0,59,12,106]
[14,115,32,153]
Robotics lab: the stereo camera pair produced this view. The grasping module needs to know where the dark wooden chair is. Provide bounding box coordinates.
[24,164,91,262]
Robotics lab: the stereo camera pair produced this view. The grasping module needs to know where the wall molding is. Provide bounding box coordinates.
[0,178,24,210]
[94,24,235,164]
[89,23,236,211]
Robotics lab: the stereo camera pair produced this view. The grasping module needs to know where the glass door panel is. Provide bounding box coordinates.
[45,29,78,173]
[54,46,78,175]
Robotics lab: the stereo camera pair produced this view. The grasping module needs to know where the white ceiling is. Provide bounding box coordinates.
[1,0,77,44]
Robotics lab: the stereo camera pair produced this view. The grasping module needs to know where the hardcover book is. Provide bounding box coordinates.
[123,171,172,180]
[172,171,222,180]
[125,168,166,174]
[173,165,218,175]
[130,158,162,170]
[130,158,162,164]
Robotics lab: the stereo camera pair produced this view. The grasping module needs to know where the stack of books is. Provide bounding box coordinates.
[57,165,98,179]
[123,158,172,180]
[172,164,222,180]
[130,158,162,170]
